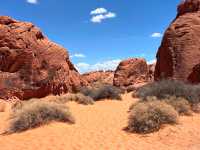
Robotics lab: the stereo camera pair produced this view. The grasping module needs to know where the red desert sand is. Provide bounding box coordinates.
[0,93,200,150]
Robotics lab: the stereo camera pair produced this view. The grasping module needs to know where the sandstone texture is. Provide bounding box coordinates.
[82,70,114,86]
[113,58,149,90]
[0,16,86,100]
[155,0,200,83]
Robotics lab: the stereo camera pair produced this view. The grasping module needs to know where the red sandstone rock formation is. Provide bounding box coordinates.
[113,58,149,90]
[155,0,200,83]
[82,70,114,86]
[0,16,87,100]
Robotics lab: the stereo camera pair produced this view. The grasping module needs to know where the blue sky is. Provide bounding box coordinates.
[0,0,180,73]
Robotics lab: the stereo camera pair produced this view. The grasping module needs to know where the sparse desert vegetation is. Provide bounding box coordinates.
[128,80,200,134]
[2,0,200,149]
[128,100,178,134]
[49,93,94,105]
[80,84,122,101]
[6,101,75,134]
[135,80,200,111]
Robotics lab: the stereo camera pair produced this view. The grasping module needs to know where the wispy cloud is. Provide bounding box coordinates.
[151,32,162,38]
[70,53,86,58]
[75,59,121,73]
[90,8,116,23]
[26,0,38,4]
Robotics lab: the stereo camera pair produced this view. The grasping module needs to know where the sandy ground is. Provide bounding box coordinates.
[0,93,200,150]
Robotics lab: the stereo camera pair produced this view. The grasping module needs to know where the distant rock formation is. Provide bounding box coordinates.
[113,58,149,90]
[82,70,114,86]
[0,16,87,100]
[155,0,200,83]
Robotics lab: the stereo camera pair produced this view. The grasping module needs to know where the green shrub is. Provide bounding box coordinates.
[128,100,178,134]
[136,80,199,104]
[6,101,75,134]
[80,85,122,101]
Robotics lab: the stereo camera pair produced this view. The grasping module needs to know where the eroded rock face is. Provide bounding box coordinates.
[113,58,149,90]
[82,70,114,86]
[155,0,200,82]
[0,16,87,100]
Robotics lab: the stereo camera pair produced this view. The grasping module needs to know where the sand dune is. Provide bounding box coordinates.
[0,93,200,150]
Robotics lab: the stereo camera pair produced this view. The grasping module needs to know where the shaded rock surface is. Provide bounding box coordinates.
[155,0,200,83]
[82,70,114,86]
[113,58,149,90]
[0,16,87,100]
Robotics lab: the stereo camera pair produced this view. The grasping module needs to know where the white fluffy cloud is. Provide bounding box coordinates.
[70,53,86,58]
[27,0,38,4]
[75,59,121,73]
[90,8,116,23]
[151,32,162,38]
[90,8,107,15]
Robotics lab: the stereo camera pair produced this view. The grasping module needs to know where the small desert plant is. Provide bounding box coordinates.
[136,80,199,104]
[6,101,75,134]
[128,100,178,134]
[80,85,122,101]
[55,93,94,105]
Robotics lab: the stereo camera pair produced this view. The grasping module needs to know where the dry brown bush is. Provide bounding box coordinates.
[6,101,75,134]
[128,100,178,134]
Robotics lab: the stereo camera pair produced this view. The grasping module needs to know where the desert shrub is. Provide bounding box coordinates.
[136,80,200,104]
[164,96,192,116]
[11,100,25,112]
[128,100,178,134]
[6,101,75,134]
[80,85,122,101]
[55,93,94,105]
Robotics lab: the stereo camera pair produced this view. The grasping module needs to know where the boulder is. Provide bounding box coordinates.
[155,0,200,83]
[113,58,149,90]
[0,16,87,100]
[82,70,114,86]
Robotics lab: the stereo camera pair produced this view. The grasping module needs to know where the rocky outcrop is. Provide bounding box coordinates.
[155,0,200,82]
[0,16,87,100]
[82,70,114,86]
[113,58,149,90]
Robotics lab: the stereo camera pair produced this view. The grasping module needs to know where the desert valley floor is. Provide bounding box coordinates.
[0,93,200,150]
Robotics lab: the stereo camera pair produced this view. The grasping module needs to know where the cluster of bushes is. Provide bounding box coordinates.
[3,84,122,134]
[5,101,75,134]
[128,80,200,134]
[79,84,122,101]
